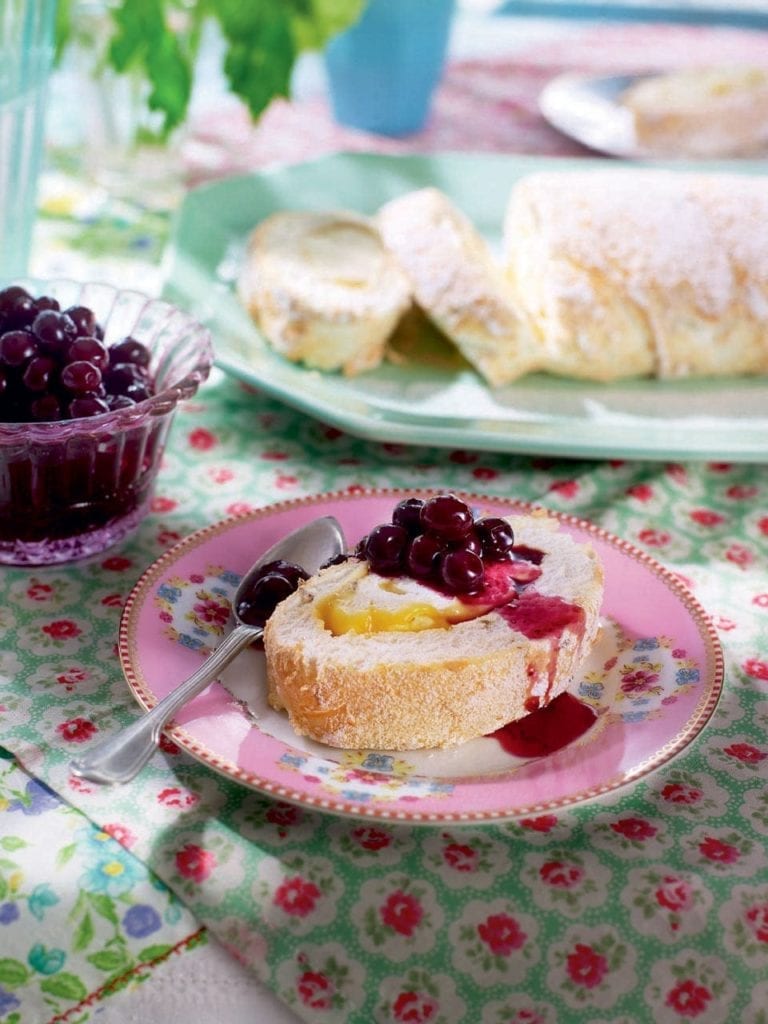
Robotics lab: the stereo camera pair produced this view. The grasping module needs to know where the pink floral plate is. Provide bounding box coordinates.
[119,490,724,823]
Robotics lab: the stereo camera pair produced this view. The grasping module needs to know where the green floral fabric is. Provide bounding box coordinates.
[1,366,767,1023]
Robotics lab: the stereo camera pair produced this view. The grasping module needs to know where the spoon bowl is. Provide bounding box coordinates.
[70,515,346,784]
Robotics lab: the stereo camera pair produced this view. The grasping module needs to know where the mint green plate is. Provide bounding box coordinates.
[163,152,768,462]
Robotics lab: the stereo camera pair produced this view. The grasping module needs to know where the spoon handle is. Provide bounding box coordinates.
[70,623,260,785]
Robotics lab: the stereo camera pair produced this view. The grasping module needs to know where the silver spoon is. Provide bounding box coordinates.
[70,515,345,785]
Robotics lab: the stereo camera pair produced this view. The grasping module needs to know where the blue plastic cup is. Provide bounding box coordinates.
[325,0,456,137]
[0,0,56,281]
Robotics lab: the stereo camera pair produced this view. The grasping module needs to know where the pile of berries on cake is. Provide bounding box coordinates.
[357,494,539,595]
[0,286,155,423]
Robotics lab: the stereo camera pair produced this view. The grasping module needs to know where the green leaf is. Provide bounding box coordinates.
[56,843,77,868]
[87,892,119,925]
[40,973,88,1001]
[0,959,29,988]
[137,943,172,962]
[0,837,27,852]
[290,0,365,51]
[73,913,95,953]
[215,2,296,120]
[53,0,74,63]
[87,948,131,973]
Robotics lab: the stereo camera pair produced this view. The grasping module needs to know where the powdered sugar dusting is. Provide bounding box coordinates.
[513,169,768,319]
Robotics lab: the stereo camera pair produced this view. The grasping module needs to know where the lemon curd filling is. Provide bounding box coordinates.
[315,577,486,636]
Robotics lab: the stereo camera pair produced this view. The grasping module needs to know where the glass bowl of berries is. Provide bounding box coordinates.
[0,280,213,565]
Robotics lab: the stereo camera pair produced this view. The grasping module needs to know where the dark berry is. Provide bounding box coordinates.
[476,517,516,560]
[440,549,485,594]
[67,335,109,371]
[420,494,474,540]
[103,362,148,395]
[61,360,102,394]
[392,497,425,535]
[256,559,309,589]
[364,523,408,575]
[406,532,446,578]
[106,394,136,410]
[32,310,76,356]
[30,393,62,421]
[0,330,37,367]
[22,355,56,392]
[123,381,151,403]
[65,304,98,337]
[109,336,151,368]
[33,295,60,313]
[0,286,36,330]
[68,395,110,418]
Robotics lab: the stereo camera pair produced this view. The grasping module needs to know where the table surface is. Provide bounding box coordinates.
[3,8,768,1024]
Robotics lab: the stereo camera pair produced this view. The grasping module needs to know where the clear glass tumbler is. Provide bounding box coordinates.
[0,0,56,281]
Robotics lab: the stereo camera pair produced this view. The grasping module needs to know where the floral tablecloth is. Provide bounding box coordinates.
[2,19,768,1024]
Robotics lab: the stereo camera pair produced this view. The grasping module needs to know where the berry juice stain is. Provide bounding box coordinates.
[500,590,584,639]
[489,692,596,758]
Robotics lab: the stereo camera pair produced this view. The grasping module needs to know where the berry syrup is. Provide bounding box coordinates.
[489,692,596,758]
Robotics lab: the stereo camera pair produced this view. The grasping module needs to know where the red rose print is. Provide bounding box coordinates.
[151,496,177,513]
[473,467,498,481]
[380,890,423,936]
[548,479,579,498]
[275,474,299,489]
[27,581,53,601]
[274,876,321,917]
[266,803,303,828]
[638,528,671,547]
[42,619,81,640]
[102,556,132,572]
[103,823,137,848]
[56,668,87,689]
[689,509,725,527]
[157,529,182,546]
[753,594,768,609]
[193,597,229,626]
[726,484,757,499]
[226,501,255,517]
[655,875,693,912]
[661,782,702,806]
[540,860,583,888]
[477,912,527,956]
[665,463,687,482]
[758,516,768,537]
[699,837,740,864]
[726,544,754,568]
[566,943,608,989]
[158,734,181,755]
[56,717,97,743]
[708,462,732,473]
[626,483,653,501]
[444,843,478,873]
[743,658,768,682]
[323,426,342,440]
[714,616,737,632]
[746,903,768,943]
[189,427,216,450]
[261,449,288,460]
[175,843,216,882]
[208,467,235,484]
[665,978,712,1017]
[382,443,405,456]
[723,742,767,764]
[520,814,558,832]
[157,787,198,809]
[297,971,333,1010]
[449,450,476,464]
[351,826,392,851]
[100,593,123,608]
[392,991,438,1023]
[346,484,366,495]
[610,817,658,840]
